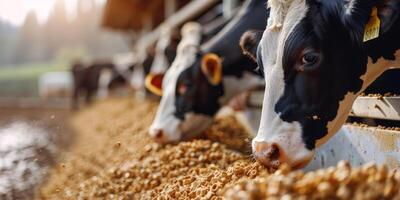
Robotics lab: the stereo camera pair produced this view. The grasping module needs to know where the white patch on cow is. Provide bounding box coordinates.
[149,22,203,142]
[219,72,265,104]
[113,52,137,82]
[344,0,357,16]
[113,52,137,72]
[97,68,113,99]
[318,49,400,147]
[267,0,295,30]
[39,72,73,98]
[253,0,314,166]
[151,27,172,74]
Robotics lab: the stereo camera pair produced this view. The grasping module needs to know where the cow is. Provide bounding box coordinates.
[71,57,136,109]
[147,9,231,77]
[240,0,400,169]
[149,27,181,76]
[145,0,269,143]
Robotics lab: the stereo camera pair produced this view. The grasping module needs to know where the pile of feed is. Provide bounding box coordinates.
[76,140,268,199]
[39,98,400,200]
[204,115,252,153]
[39,98,159,198]
[39,98,267,199]
[224,161,400,200]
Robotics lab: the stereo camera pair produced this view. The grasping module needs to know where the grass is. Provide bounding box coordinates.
[0,62,69,80]
[0,62,70,97]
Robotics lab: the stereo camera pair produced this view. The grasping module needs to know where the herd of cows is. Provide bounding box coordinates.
[70,0,400,170]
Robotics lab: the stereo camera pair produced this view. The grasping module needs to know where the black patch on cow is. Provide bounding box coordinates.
[275,0,374,150]
[366,1,400,62]
[174,54,224,119]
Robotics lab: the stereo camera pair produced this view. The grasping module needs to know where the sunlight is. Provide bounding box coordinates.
[0,0,105,26]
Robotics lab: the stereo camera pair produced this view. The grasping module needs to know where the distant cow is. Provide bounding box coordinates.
[241,0,400,169]
[145,0,269,143]
[39,71,73,98]
[71,58,134,109]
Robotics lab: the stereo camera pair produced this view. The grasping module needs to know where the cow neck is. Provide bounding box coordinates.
[366,3,400,63]
[199,0,269,78]
[363,5,400,89]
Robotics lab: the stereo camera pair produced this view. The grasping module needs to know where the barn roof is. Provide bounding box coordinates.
[101,0,190,31]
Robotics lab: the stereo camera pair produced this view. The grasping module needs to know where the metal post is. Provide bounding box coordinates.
[223,0,239,19]
[165,0,177,18]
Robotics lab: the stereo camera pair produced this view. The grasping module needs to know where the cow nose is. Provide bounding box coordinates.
[150,129,166,143]
[254,142,284,169]
[154,129,164,139]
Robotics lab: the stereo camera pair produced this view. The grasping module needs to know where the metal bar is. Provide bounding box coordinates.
[136,0,221,50]
[350,96,400,121]
[165,0,177,18]
[223,0,240,19]
[305,124,400,171]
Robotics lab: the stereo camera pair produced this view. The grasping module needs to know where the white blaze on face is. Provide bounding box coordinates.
[149,22,202,142]
[253,0,314,165]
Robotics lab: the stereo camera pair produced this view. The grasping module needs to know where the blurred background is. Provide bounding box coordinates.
[0,0,129,98]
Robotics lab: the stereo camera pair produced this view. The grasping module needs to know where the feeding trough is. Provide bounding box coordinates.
[249,91,400,170]
[306,96,400,170]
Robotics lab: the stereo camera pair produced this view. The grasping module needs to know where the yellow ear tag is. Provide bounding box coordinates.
[363,7,380,42]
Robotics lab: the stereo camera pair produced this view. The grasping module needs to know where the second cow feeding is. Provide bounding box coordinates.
[146,0,268,143]
[145,0,400,170]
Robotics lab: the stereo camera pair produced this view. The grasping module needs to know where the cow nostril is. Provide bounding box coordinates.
[268,143,280,162]
[155,130,164,139]
[254,142,284,169]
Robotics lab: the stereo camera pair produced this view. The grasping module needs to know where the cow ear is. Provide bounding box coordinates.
[145,73,164,96]
[343,0,376,30]
[376,2,400,35]
[240,30,263,63]
[201,53,222,85]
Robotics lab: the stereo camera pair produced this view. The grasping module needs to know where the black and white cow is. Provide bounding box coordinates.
[148,8,232,78]
[241,0,400,169]
[146,0,269,143]
[71,54,137,109]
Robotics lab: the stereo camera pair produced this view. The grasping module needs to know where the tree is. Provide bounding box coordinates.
[0,20,18,66]
[13,11,41,64]
[41,0,69,60]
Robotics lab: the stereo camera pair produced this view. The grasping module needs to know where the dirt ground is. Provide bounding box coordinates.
[0,107,72,199]
[0,107,73,146]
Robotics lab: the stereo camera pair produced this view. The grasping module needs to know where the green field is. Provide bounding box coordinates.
[0,62,69,97]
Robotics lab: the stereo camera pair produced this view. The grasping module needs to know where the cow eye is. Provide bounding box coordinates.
[301,52,319,65]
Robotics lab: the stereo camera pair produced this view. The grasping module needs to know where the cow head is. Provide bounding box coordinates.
[241,0,399,169]
[146,22,220,143]
[146,49,224,143]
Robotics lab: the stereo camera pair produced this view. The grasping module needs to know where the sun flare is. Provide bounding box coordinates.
[0,0,104,26]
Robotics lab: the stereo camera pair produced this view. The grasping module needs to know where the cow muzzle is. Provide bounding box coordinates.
[253,140,314,170]
[149,122,182,144]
